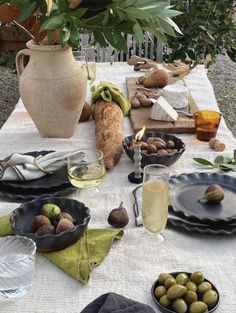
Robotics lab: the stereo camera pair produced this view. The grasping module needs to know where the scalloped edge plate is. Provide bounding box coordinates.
[168,217,236,235]
[169,172,236,224]
[0,184,76,201]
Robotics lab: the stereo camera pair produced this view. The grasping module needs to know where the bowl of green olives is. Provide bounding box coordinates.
[151,271,220,313]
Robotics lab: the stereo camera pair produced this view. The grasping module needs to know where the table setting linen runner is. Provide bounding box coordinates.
[0,63,235,312]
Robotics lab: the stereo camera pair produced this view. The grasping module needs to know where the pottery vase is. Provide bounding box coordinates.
[16,40,87,138]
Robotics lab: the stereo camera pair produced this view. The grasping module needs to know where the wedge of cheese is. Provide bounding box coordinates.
[163,84,189,109]
[150,96,178,122]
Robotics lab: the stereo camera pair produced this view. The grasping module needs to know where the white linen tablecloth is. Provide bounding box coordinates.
[0,63,236,313]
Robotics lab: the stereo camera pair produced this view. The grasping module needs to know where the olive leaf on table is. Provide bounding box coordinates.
[193,149,236,172]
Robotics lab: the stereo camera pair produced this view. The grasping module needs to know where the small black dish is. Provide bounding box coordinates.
[151,272,220,313]
[123,131,185,168]
[11,197,90,252]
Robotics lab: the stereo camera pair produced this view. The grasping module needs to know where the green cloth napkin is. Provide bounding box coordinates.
[0,213,14,236]
[91,81,131,115]
[0,213,123,284]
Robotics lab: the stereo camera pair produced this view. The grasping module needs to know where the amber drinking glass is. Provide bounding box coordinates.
[194,110,221,141]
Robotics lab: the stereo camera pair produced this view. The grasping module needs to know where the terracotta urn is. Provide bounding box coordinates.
[16,40,87,138]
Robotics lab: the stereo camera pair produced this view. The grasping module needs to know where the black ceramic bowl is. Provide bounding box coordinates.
[123,131,185,168]
[11,197,90,252]
[151,272,220,313]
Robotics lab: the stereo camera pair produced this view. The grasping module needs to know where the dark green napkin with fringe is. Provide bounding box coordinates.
[0,213,123,284]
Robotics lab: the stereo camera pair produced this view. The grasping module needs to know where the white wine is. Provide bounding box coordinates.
[68,164,105,188]
[142,180,169,234]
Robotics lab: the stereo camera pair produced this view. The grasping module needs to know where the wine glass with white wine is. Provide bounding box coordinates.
[67,149,106,200]
[142,164,169,243]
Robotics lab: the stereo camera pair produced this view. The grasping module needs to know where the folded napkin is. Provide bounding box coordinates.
[91,81,131,115]
[0,214,123,284]
[81,292,156,313]
[0,151,73,181]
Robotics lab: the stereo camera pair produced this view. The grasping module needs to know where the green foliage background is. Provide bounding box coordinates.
[9,0,182,50]
[164,0,236,63]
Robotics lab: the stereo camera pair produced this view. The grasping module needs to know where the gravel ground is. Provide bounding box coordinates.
[208,54,236,137]
[0,66,19,129]
[0,55,235,136]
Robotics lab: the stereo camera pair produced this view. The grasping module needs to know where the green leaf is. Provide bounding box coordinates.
[62,22,71,42]
[41,15,65,31]
[193,158,214,166]
[214,156,232,164]
[227,49,236,62]
[73,8,88,19]
[102,10,109,26]
[70,23,79,43]
[219,164,236,171]
[119,0,137,8]
[158,17,176,37]
[10,0,29,8]
[93,31,107,47]
[17,1,36,23]
[162,17,183,35]
[57,0,69,14]
[125,7,150,19]
[132,22,144,43]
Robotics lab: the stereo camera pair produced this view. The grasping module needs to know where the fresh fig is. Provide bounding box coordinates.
[32,215,51,232]
[35,224,55,236]
[52,212,74,226]
[107,202,129,228]
[56,218,75,234]
[79,102,92,122]
[40,203,61,220]
[198,184,224,203]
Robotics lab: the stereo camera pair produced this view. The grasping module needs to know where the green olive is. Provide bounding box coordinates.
[172,298,188,313]
[159,295,171,307]
[167,284,187,300]
[176,273,189,285]
[190,272,204,285]
[189,301,208,313]
[185,291,198,305]
[154,285,167,298]
[202,289,218,305]
[165,277,177,289]
[186,281,197,292]
[158,273,172,284]
[197,281,212,294]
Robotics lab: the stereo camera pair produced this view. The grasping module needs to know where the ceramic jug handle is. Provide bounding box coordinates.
[16,49,30,78]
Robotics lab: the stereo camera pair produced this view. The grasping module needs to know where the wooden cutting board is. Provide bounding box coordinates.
[127,77,198,134]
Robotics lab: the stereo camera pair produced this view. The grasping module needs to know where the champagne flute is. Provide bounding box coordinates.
[142,164,169,243]
[67,149,106,199]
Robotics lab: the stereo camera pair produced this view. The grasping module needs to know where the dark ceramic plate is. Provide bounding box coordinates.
[0,183,76,201]
[169,172,236,224]
[11,197,90,252]
[123,131,185,167]
[168,216,236,235]
[0,151,70,190]
[151,272,220,313]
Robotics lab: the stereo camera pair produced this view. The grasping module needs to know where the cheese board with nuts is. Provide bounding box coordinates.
[126,76,199,134]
